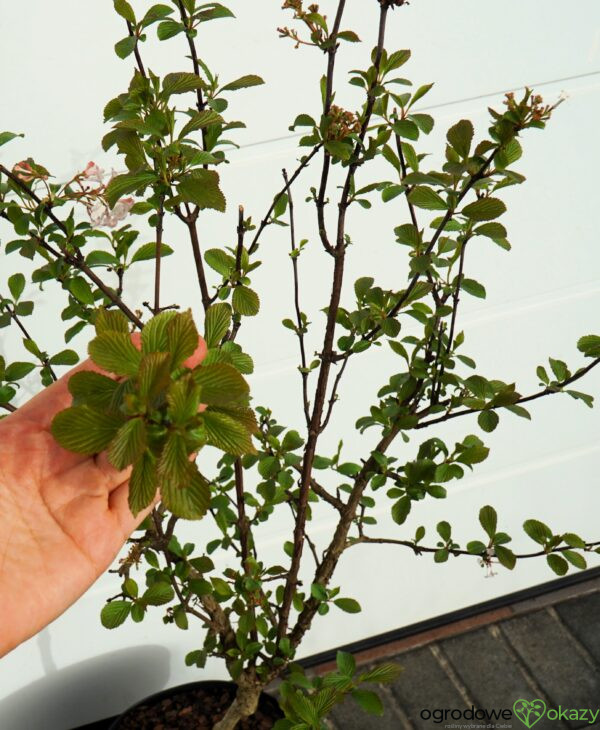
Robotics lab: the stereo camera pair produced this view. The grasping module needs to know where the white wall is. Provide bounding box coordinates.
[1,2,600,728]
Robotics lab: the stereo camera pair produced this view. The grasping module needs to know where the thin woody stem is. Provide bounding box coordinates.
[283,168,310,425]
[153,198,165,313]
[0,299,57,382]
[0,165,144,328]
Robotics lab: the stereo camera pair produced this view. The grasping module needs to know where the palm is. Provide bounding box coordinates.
[0,339,206,655]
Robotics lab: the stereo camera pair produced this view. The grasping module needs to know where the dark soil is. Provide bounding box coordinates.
[117,684,280,730]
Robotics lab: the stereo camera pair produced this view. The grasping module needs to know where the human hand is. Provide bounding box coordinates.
[0,335,207,656]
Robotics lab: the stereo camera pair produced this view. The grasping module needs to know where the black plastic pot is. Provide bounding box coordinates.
[108,679,283,729]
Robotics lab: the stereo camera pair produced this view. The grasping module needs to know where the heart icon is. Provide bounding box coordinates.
[513,699,547,728]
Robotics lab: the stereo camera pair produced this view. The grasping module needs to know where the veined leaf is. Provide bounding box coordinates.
[201,410,256,455]
[204,303,231,347]
[167,375,201,424]
[104,170,156,209]
[88,332,142,377]
[94,307,130,335]
[220,74,264,92]
[204,248,235,276]
[51,406,124,454]
[101,600,130,629]
[68,370,120,410]
[178,169,226,212]
[107,417,147,470]
[232,286,260,316]
[193,362,249,406]
[141,311,177,353]
[161,465,211,519]
[138,352,171,402]
[130,242,174,264]
[162,71,205,96]
[446,119,473,158]
[158,431,191,487]
[129,450,158,516]
[462,197,506,222]
[577,334,600,358]
[407,186,447,211]
[166,310,199,368]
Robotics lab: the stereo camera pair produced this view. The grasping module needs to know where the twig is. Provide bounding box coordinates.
[0,299,57,381]
[283,169,310,425]
[153,198,165,314]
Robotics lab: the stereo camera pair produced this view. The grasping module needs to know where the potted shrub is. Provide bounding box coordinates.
[1,0,599,727]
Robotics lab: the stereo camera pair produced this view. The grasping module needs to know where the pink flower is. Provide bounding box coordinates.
[13,161,38,183]
[88,197,134,228]
[83,161,105,183]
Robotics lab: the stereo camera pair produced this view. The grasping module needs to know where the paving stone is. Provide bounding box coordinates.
[440,626,566,730]
[555,591,600,666]
[501,609,600,729]
[389,645,468,729]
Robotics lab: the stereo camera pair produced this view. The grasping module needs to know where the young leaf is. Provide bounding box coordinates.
[462,198,506,222]
[167,375,201,424]
[162,71,205,96]
[336,651,356,677]
[130,242,174,263]
[101,600,131,629]
[407,186,447,211]
[49,349,79,366]
[94,307,130,335]
[51,406,124,455]
[193,362,249,406]
[446,119,473,158]
[204,303,231,347]
[479,505,497,538]
[129,450,158,516]
[204,248,235,276]
[8,273,25,301]
[178,170,226,212]
[523,519,552,544]
[546,553,568,576]
[333,598,361,614]
[138,352,171,402]
[88,332,142,377]
[352,690,384,716]
[113,0,135,23]
[141,582,175,606]
[232,286,260,316]
[201,410,256,455]
[166,310,199,368]
[107,417,147,470]
[68,370,120,410]
[161,465,211,519]
[104,171,157,209]
[478,409,499,432]
[141,311,177,353]
[220,74,264,92]
[577,335,600,358]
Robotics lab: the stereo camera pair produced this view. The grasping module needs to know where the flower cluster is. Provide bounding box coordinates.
[76,161,134,228]
[326,105,361,141]
[279,1,327,48]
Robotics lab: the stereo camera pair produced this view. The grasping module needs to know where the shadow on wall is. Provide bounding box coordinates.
[0,644,170,730]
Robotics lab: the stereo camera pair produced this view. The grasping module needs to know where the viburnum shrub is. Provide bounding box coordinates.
[1,1,599,728]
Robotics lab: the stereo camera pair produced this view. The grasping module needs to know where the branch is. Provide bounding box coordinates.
[283,169,310,425]
[0,299,57,381]
[126,21,147,78]
[248,145,321,257]
[1,403,17,413]
[416,356,600,430]
[153,198,165,314]
[0,165,144,328]
[177,206,211,311]
[351,535,600,560]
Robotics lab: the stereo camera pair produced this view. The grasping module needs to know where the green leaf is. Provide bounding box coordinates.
[221,74,264,92]
[158,431,191,487]
[101,600,130,629]
[462,197,506,222]
[4,361,35,381]
[166,310,199,368]
[156,19,184,40]
[204,248,235,276]
[393,119,419,141]
[113,0,135,23]
[336,651,356,677]
[179,109,224,138]
[391,496,411,525]
[51,406,124,455]
[523,519,552,544]
[86,250,119,267]
[141,4,174,27]
[437,520,451,542]
[0,131,24,148]
[282,430,304,451]
[324,140,353,160]
[352,690,383,716]
[577,335,600,358]
[95,307,130,335]
[161,465,211,519]
[479,505,497,538]
[478,409,498,432]
[48,349,79,367]
[88,332,142,377]
[562,550,587,570]
[141,311,177,353]
[114,36,137,60]
[475,222,507,240]
[129,450,157,516]
[142,581,175,606]
[446,119,473,158]
[204,303,231,347]
[494,545,516,570]
[546,553,568,576]
[14,301,33,316]
[105,171,156,209]
[467,540,487,555]
[407,186,447,211]
[231,286,259,317]
[107,417,147,470]
[138,352,171,402]
[130,242,174,263]
[461,278,486,299]
[201,410,256,455]
[333,598,361,614]
[178,169,226,212]
[68,370,119,410]
[167,375,201,424]
[8,273,25,301]
[163,72,206,96]
[193,362,249,406]
[68,276,95,306]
